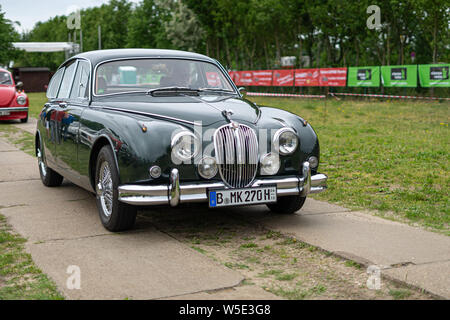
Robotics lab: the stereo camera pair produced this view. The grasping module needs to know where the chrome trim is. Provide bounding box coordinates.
[92,56,238,98]
[92,106,196,126]
[169,168,180,207]
[214,123,258,188]
[118,165,328,206]
[300,161,311,196]
[0,107,29,112]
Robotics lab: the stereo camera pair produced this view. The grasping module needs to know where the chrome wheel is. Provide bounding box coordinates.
[97,161,113,218]
[37,147,47,177]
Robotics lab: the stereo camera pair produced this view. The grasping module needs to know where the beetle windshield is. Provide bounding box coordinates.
[0,71,13,85]
[95,59,235,96]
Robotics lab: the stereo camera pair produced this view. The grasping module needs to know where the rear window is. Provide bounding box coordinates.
[46,68,64,99]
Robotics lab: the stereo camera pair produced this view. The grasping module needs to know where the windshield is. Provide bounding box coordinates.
[0,71,13,85]
[95,59,234,96]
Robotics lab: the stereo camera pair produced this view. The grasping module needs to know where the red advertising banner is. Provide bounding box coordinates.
[272,69,294,86]
[251,70,273,86]
[233,71,254,86]
[319,68,347,86]
[294,68,320,86]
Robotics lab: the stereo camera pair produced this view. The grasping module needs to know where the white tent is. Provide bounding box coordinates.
[12,42,79,53]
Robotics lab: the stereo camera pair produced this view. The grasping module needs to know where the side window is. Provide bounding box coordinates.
[57,62,77,99]
[46,68,64,99]
[70,61,90,99]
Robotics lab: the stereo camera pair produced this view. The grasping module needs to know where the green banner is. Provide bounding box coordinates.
[381,65,417,87]
[418,64,450,87]
[348,66,380,87]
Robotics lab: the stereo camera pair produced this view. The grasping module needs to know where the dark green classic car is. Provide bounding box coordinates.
[36,49,327,231]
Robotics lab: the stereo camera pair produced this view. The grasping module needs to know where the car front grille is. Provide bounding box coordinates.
[214,123,258,188]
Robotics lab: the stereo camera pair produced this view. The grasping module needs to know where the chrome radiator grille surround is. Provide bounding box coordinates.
[214,123,258,188]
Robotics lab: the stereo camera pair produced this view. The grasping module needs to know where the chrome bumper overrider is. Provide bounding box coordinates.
[118,161,327,206]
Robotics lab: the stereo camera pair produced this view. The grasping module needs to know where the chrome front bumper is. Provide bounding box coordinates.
[118,161,327,206]
[0,107,29,112]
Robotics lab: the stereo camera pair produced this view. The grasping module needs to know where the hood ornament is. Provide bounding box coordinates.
[222,109,234,122]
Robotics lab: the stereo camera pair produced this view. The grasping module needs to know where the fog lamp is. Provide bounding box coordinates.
[198,156,218,179]
[260,152,280,175]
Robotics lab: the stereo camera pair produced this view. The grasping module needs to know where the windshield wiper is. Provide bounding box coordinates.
[147,87,200,97]
[199,88,235,95]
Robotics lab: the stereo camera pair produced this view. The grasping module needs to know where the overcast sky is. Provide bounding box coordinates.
[0,0,141,33]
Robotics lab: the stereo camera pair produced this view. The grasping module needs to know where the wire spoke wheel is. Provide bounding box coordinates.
[37,147,47,177]
[98,161,113,218]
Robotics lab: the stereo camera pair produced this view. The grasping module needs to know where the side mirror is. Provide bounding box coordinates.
[15,81,23,90]
[238,87,247,96]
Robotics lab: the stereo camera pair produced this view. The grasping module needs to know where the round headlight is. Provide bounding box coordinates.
[17,95,27,106]
[198,156,218,179]
[171,131,200,161]
[260,152,280,175]
[274,128,298,155]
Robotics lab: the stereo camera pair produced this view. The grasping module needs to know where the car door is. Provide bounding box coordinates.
[54,60,89,184]
[40,67,65,167]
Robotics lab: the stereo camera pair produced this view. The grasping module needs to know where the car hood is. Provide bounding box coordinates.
[0,86,16,107]
[92,96,260,126]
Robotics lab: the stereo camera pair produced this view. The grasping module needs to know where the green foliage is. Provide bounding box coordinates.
[0,5,20,66]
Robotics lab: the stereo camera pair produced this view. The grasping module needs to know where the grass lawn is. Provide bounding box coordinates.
[249,96,449,234]
[21,93,450,233]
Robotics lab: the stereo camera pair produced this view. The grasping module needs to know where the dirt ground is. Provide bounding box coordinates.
[140,204,433,300]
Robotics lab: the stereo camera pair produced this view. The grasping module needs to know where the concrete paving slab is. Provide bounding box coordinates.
[384,261,450,299]
[238,208,450,267]
[165,285,281,300]
[0,139,16,152]
[28,230,244,300]
[0,180,90,207]
[13,117,37,135]
[0,198,109,242]
[0,150,39,182]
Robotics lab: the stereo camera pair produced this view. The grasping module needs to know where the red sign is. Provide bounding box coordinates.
[319,68,347,86]
[233,71,254,86]
[251,70,273,86]
[272,69,294,86]
[294,68,320,86]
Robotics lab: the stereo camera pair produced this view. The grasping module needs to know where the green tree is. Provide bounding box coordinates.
[0,5,19,66]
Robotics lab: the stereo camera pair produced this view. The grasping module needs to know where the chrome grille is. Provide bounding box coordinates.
[214,123,258,188]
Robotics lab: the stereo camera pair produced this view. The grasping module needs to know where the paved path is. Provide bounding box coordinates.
[230,204,450,298]
[1,121,449,299]
[0,135,278,300]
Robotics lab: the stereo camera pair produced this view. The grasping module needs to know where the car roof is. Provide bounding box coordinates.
[67,49,216,68]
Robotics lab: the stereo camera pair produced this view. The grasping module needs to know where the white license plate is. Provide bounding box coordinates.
[209,186,277,207]
[0,111,10,116]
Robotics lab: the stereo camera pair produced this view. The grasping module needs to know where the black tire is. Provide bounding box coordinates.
[95,145,137,232]
[20,114,28,123]
[37,142,63,187]
[267,195,306,214]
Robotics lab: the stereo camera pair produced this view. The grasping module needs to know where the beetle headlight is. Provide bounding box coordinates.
[171,131,200,161]
[198,156,218,179]
[260,152,280,175]
[274,127,298,155]
[16,95,27,106]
